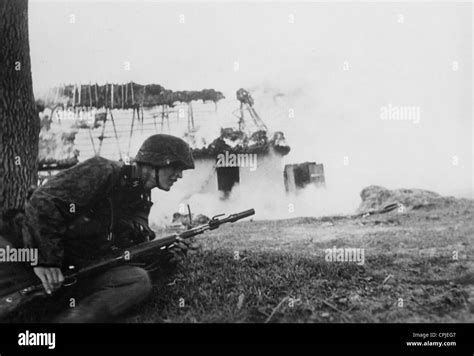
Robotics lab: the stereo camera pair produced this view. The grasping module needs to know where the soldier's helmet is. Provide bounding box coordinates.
[135,134,195,169]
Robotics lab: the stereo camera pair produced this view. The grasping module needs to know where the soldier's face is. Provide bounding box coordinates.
[157,166,184,191]
[141,164,183,190]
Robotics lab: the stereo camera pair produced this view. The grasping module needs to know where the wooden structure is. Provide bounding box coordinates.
[284,162,326,193]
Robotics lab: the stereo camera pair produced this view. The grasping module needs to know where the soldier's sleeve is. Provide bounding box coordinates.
[23,157,119,267]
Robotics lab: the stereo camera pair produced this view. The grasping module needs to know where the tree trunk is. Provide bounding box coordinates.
[0,0,39,222]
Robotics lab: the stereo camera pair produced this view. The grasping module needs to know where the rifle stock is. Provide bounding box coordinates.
[0,209,255,319]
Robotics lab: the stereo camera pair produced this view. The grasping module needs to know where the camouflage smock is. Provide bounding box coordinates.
[23,156,155,268]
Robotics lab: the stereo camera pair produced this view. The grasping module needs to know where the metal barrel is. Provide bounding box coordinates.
[227,209,255,222]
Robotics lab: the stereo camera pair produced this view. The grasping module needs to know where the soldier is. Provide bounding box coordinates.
[3,134,196,322]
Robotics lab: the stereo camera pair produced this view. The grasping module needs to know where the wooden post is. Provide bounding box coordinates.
[111,83,114,109]
[121,83,124,109]
[125,82,128,107]
[127,107,136,156]
[188,102,195,131]
[109,110,122,161]
[78,83,82,107]
[88,82,92,108]
[94,83,98,108]
[161,105,164,132]
[97,108,108,155]
[105,82,109,109]
[72,83,76,108]
[88,83,96,155]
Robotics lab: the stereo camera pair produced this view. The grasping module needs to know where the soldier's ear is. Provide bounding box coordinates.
[139,164,155,174]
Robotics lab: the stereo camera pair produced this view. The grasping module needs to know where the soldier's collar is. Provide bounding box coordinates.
[121,162,143,189]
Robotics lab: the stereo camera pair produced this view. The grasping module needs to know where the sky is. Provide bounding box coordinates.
[28,1,473,207]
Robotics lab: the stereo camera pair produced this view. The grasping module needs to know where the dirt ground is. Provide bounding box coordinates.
[125,197,473,323]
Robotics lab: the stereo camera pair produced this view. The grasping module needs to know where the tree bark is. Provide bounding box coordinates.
[0,0,39,221]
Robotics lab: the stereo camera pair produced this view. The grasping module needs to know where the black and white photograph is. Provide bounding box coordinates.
[0,0,472,350]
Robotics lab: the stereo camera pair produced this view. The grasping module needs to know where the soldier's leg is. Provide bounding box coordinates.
[0,263,37,298]
[0,263,40,322]
[54,265,152,323]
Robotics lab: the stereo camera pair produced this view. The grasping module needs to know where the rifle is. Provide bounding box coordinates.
[0,208,255,319]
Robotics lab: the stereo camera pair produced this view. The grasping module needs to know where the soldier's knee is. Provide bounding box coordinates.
[102,265,152,298]
[108,266,152,313]
[129,266,152,297]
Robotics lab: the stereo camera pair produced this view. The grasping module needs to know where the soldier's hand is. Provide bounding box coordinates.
[167,238,200,264]
[33,267,64,295]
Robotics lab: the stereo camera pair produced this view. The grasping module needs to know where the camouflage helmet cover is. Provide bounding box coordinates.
[135,134,195,169]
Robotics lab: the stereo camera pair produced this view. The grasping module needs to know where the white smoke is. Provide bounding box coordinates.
[150,179,360,228]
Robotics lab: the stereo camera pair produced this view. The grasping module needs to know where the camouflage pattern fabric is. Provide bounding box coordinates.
[23,156,155,268]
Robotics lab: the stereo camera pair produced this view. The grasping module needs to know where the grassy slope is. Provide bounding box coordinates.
[123,199,474,323]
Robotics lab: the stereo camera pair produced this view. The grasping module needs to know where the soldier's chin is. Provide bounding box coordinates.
[158,182,172,191]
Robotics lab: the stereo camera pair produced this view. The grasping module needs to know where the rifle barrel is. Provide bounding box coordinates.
[226,209,255,222]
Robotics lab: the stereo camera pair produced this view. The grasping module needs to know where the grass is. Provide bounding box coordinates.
[122,249,471,323]
[123,250,364,323]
